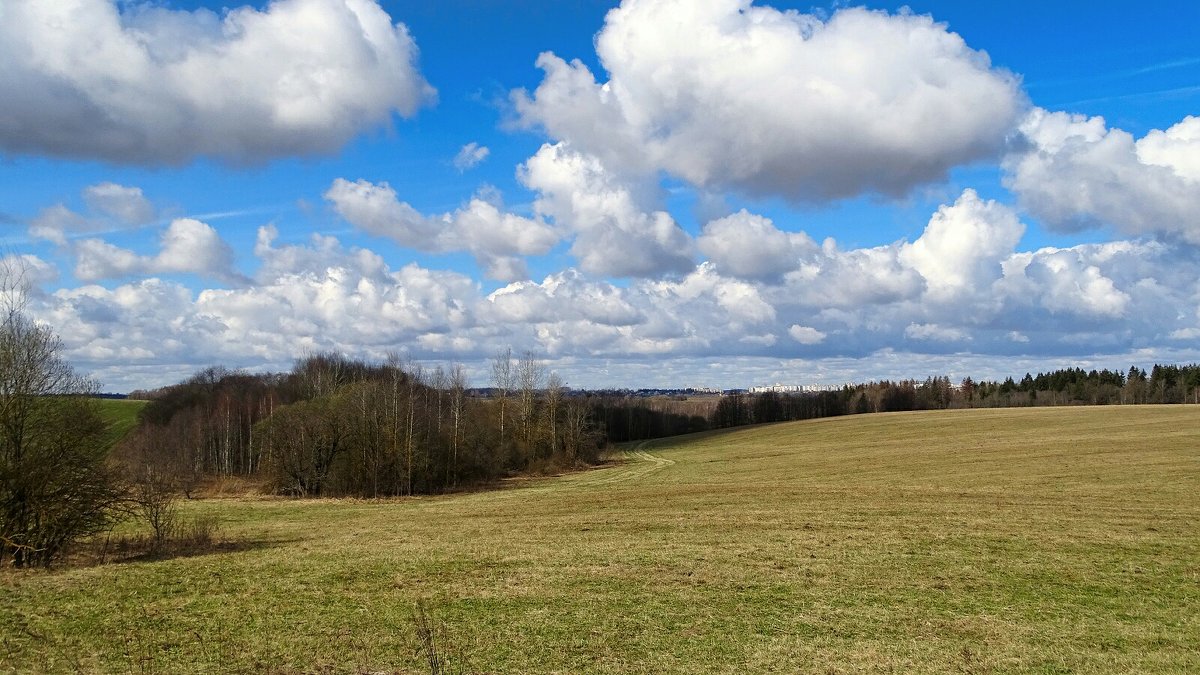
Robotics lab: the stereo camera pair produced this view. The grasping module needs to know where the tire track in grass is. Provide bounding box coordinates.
[458,442,677,503]
[571,442,675,488]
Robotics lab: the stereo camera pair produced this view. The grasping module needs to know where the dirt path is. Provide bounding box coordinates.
[452,441,677,504]
[571,441,676,488]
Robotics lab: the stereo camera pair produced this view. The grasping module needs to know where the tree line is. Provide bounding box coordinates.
[122,350,604,499]
[696,362,1200,429]
[123,361,1200,494]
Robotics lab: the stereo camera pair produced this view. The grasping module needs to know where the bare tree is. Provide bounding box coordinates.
[405,363,424,496]
[516,351,545,452]
[562,397,592,463]
[1,259,124,566]
[544,372,564,458]
[491,348,513,452]
[432,366,447,436]
[448,364,468,487]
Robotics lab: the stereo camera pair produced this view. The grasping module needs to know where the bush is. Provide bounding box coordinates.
[1,270,125,567]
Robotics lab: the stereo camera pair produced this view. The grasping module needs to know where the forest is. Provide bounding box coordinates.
[120,351,603,499]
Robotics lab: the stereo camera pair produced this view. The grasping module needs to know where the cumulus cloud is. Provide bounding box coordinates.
[19,186,1200,392]
[782,239,925,310]
[1002,247,1131,319]
[0,254,59,291]
[28,181,159,246]
[905,323,971,342]
[324,178,560,281]
[698,211,817,281]
[74,218,246,285]
[486,270,643,327]
[28,205,91,246]
[0,0,433,164]
[82,183,156,224]
[254,224,388,284]
[22,224,1200,392]
[453,142,490,171]
[514,1,1022,201]
[899,189,1024,302]
[519,143,694,277]
[1004,109,1200,243]
[788,325,826,345]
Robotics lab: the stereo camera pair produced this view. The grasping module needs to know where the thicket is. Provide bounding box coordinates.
[123,351,604,498]
[1,266,127,567]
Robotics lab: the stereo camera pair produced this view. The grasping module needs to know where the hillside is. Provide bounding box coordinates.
[94,397,147,449]
[2,406,1197,673]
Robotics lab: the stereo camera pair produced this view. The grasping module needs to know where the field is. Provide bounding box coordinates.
[93,397,147,450]
[2,406,1198,673]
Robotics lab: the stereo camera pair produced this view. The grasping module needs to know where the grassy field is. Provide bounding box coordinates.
[93,397,147,450]
[2,406,1198,673]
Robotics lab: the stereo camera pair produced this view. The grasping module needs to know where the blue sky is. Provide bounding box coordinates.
[2,0,1199,392]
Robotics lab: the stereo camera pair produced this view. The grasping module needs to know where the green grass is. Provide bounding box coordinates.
[2,406,1198,673]
[93,397,146,449]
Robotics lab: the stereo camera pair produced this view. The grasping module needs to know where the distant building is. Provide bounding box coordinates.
[748,383,843,394]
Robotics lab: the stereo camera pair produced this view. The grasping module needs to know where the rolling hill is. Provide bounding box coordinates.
[2,406,1197,673]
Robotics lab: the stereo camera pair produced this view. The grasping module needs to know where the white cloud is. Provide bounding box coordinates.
[486,270,643,327]
[1011,248,1131,319]
[19,190,1200,392]
[27,182,160,246]
[519,142,694,277]
[899,189,1024,302]
[514,2,1022,201]
[1004,109,1200,243]
[0,254,59,290]
[74,218,246,285]
[82,183,156,224]
[28,205,89,246]
[783,240,924,309]
[698,210,816,281]
[324,179,560,281]
[0,0,433,164]
[788,325,826,345]
[1136,115,1200,179]
[453,142,490,171]
[254,224,388,284]
[905,323,970,342]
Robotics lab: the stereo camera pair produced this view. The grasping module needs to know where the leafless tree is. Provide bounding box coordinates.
[544,372,564,458]
[1,258,124,566]
[516,351,545,452]
[491,348,513,452]
[448,364,468,487]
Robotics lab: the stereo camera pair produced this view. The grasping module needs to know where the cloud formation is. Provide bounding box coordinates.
[698,210,817,281]
[453,142,490,171]
[1005,110,1200,243]
[514,1,1023,201]
[324,178,560,281]
[0,0,433,164]
[74,218,246,285]
[898,189,1024,302]
[22,202,1200,392]
[82,183,156,225]
[28,182,158,245]
[519,143,694,277]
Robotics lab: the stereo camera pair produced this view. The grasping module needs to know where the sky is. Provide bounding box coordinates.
[2,0,1199,392]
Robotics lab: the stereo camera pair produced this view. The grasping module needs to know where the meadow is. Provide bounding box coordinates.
[2,406,1197,673]
[94,398,147,450]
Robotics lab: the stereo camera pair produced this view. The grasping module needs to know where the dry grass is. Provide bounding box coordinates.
[2,406,1197,673]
